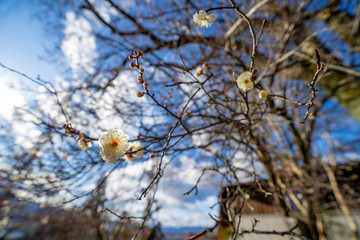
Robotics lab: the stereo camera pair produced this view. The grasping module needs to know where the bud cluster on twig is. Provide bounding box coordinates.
[129,51,147,98]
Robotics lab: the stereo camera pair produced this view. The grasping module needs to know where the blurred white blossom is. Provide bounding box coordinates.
[193,10,216,28]
[195,66,203,77]
[77,138,92,151]
[124,141,144,163]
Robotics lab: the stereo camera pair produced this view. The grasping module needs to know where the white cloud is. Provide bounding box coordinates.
[0,75,25,122]
[61,11,97,78]
[155,194,219,228]
[105,156,223,228]
[0,73,44,150]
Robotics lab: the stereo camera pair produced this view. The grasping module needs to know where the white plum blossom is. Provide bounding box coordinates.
[236,71,254,92]
[99,129,129,164]
[77,138,92,151]
[124,141,144,163]
[193,10,216,28]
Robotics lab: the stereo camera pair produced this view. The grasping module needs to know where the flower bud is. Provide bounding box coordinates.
[79,132,86,138]
[137,51,143,57]
[138,76,144,84]
[195,67,203,77]
[149,152,155,158]
[259,90,268,99]
[137,92,145,98]
[203,63,212,70]
[139,68,144,73]
[136,134,142,140]
[128,55,136,60]
[143,81,148,88]
[130,62,138,68]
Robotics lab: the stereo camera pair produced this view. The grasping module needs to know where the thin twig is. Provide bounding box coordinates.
[187,215,220,240]
[99,208,144,220]
[300,49,324,124]
[0,62,69,123]
[228,0,257,70]
[225,0,271,39]
[240,224,310,240]
[138,121,179,200]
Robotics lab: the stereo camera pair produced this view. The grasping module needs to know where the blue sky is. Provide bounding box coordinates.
[0,0,59,121]
[0,0,58,79]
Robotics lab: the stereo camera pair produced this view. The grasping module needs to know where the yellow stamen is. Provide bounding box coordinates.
[110,140,119,147]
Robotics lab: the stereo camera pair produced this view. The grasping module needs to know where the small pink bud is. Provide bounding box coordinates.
[203,63,212,70]
[139,68,144,73]
[136,134,142,140]
[143,81,148,87]
[137,76,144,84]
[149,153,155,158]
[130,62,138,68]
[128,55,136,60]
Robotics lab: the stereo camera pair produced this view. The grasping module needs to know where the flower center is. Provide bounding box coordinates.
[244,79,249,84]
[110,140,119,147]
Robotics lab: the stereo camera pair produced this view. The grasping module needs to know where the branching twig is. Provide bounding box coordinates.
[183,169,207,196]
[240,224,311,240]
[300,49,324,124]
[99,208,144,220]
[138,121,179,200]
[228,0,257,70]
[0,62,69,123]
[187,214,220,240]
